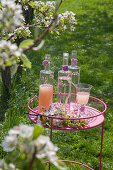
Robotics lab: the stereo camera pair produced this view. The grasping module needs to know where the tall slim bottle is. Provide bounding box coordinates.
[68,50,80,111]
[57,53,72,112]
[38,54,54,113]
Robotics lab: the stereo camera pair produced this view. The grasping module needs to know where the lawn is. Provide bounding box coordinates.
[0,0,113,169]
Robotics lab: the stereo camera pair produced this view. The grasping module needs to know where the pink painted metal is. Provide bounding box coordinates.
[44,160,94,170]
[27,94,107,170]
[60,160,94,170]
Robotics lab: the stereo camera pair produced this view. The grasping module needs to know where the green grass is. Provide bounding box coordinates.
[0,0,113,169]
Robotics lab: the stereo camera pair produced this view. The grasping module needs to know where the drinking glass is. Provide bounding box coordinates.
[76,83,92,116]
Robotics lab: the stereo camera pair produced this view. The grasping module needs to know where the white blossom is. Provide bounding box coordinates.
[1,124,65,169]
[8,126,20,136]
[33,1,55,28]
[19,142,34,154]
[2,135,17,152]
[0,160,19,170]
[70,25,75,31]
[18,124,34,139]
[8,124,34,139]
[46,1,55,8]
[0,40,22,69]
[57,11,76,31]
[33,1,76,32]
[0,0,24,34]
[34,1,45,7]
[35,135,58,164]
[8,26,31,41]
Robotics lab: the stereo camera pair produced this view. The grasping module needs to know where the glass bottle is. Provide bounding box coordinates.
[38,54,54,113]
[57,53,72,113]
[68,50,80,111]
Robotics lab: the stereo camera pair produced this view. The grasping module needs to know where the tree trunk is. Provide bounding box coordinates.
[1,67,11,96]
[0,5,34,96]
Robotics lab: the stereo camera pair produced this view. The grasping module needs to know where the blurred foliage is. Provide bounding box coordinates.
[0,0,113,169]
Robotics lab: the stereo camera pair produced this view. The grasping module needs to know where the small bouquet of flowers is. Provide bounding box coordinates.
[40,104,89,129]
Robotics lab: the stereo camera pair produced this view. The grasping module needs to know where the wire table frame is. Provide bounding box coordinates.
[27,94,107,170]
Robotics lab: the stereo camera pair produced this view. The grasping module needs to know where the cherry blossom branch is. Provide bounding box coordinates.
[56,0,63,12]
[28,146,37,170]
[22,0,63,52]
[23,17,57,52]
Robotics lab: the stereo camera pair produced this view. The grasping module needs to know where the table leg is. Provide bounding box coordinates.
[50,118,53,141]
[99,122,104,170]
[49,118,53,170]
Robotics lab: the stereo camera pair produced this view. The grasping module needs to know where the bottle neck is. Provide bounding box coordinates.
[71,50,77,66]
[45,62,50,71]
[63,53,69,65]
[63,52,69,71]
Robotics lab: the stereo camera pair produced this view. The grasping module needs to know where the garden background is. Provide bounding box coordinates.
[0,0,113,169]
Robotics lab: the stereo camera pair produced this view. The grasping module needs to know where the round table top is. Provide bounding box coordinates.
[27,95,107,131]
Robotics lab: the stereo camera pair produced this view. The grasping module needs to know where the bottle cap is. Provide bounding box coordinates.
[71,58,77,66]
[63,65,68,71]
[43,60,49,66]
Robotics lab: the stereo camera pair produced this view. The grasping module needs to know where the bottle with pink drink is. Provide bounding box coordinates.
[38,54,54,113]
[68,50,80,111]
[57,53,72,112]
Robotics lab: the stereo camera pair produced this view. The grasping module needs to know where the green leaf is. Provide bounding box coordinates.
[33,124,43,140]
[0,3,2,9]
[5,60,13,67]
[28,1,35,8]
[50,30,54,34]
[19,39,34,48]
[75,21,77,25]
[5,57,16,66]
[20,54,31,68]
[56,31,59,35]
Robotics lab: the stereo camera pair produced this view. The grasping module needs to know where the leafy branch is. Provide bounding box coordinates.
[22,0,63,52]
[28,146,37,170]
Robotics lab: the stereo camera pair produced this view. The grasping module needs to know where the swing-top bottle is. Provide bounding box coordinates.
[68,50,80,111]
[38,54,54,113]
[57,53,72,112]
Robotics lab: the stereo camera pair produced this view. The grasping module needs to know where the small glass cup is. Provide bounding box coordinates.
[76,83,92,116]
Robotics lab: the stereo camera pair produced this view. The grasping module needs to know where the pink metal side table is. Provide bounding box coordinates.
[27,94,107,170]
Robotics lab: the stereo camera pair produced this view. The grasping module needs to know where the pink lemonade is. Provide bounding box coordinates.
[76,92,89,105]
[38,84,53,113]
